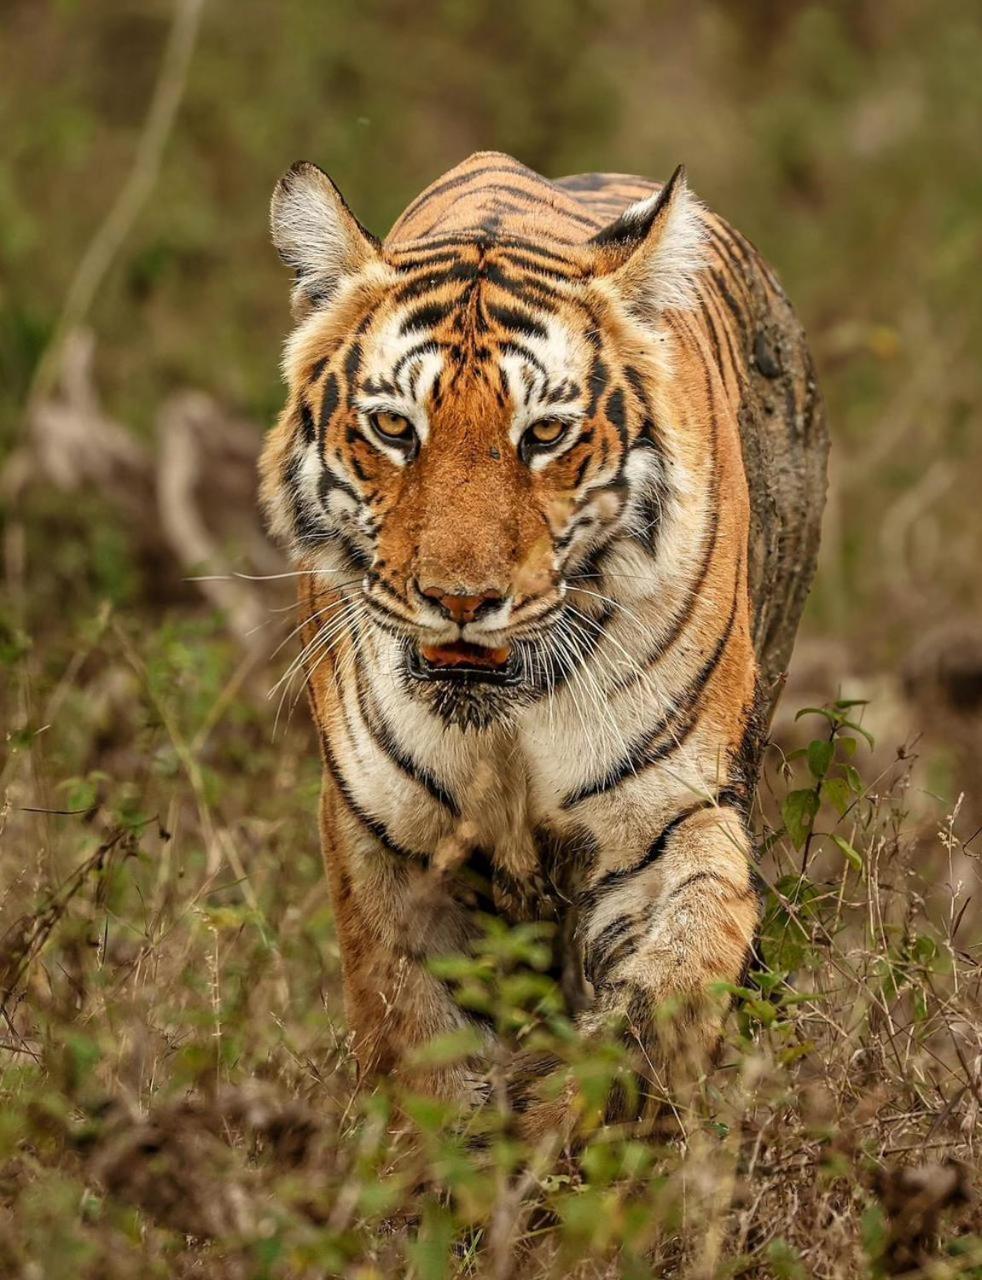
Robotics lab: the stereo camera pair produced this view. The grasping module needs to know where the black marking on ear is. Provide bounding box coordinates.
[591,164,685,250]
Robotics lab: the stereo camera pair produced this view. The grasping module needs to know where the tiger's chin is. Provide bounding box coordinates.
[401,639,530,731]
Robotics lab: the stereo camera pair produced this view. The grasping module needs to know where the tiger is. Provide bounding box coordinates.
[259,150,827,1134]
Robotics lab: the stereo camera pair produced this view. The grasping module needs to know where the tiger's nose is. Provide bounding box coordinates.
[416,582,505,623]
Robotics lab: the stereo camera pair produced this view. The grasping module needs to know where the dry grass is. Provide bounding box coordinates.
[1,608,980,1279]
[2,7,982,1274]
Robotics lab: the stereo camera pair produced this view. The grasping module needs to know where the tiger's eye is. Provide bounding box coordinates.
[371,411,413,442]
[528,419,567,446]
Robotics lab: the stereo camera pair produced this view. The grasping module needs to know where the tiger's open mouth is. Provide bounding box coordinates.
[408,640,520,685]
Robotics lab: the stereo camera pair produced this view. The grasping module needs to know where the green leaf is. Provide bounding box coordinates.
[830,834,862,871]
[807,739,834,778]
[782,789,819,849]
[843,764,865,794]
[841,718,875,748]
[406,1026,486,1068]
[861,1203,888,1263]
[406,1201,455,1280]
[794,706,836,725]
[766,1237,807,1279]
[822,776,852,815]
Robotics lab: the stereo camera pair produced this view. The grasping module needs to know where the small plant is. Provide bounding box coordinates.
[2,617,980,1278]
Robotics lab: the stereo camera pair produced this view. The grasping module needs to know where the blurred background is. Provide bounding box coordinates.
[2,0,981,824]
[2,6,982,1269]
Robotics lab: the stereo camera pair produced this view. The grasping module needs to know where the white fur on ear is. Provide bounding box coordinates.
[270,161,380,313]
[592,165,707,314]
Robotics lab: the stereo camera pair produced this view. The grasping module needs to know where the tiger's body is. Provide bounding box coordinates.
[260,151,827,1129]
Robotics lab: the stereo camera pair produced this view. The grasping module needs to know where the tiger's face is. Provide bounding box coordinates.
[261,162,705,727]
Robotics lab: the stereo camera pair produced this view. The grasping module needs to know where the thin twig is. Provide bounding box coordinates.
[27,0,207,408]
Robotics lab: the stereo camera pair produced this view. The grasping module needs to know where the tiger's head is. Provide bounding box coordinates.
[260,159,707,728]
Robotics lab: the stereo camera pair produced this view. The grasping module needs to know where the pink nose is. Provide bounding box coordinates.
[417,584,505,624]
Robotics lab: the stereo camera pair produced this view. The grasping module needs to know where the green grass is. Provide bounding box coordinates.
[1,610,980,1278]
[2,2,982,1274]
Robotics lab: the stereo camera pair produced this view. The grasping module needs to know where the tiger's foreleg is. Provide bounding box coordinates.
[514,800,760,1138]
[320,784,495,1106]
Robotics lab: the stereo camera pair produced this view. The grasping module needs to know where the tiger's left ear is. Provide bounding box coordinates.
[590,165,706,315]
[270,161,382,318]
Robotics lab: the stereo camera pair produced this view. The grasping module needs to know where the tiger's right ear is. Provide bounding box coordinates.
[270,161,381,316]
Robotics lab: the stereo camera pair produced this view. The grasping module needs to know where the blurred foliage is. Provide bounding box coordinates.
[0,608,980,1275]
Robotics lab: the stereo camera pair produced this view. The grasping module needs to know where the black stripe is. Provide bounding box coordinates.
[392,338,441,384]
[319,461,360,506]
[580,789,743,913]
[486,302,547,340]
[584,916,635,984]
[396,163,538,227]
[482,264,565,309]
[318,374,340,448]
[498,339,547,379]
[298,400,315,443]
[664,870,728,902]
[580,804,700,911]
[317,728,424,861]
[343,341,362,394]
[353,664,461,817]
[391,260,477,302]
[561,572,742,809]
[555,172,612,193]
[399,301,452,334]
[629,465,669,552]
[605,387,628,445]
[586,358,609,417]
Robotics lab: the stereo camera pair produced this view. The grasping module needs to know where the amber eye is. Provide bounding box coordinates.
[369,411,415,447]
[525,419,568,448]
